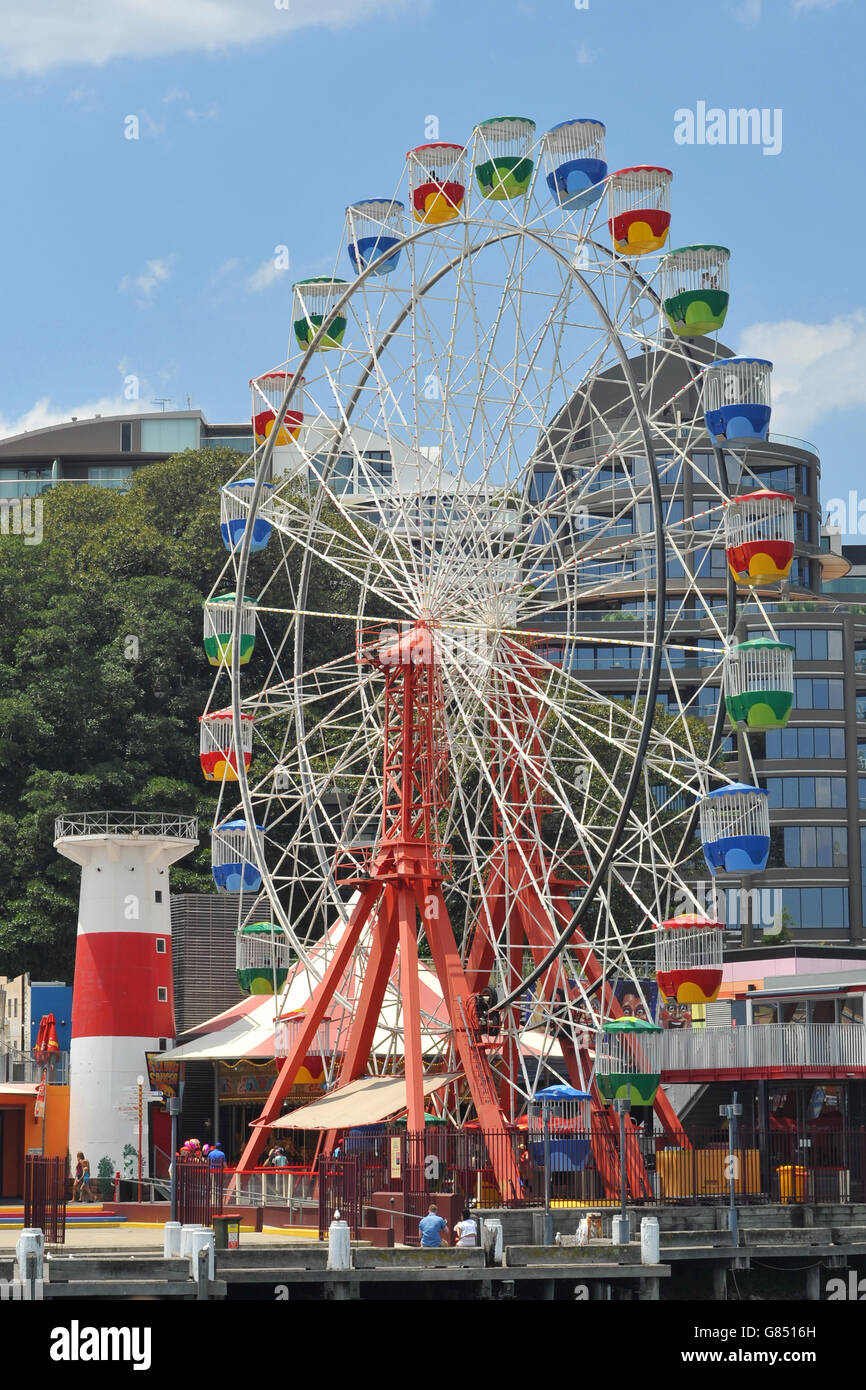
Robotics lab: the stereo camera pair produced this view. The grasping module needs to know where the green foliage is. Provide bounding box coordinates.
[0,449,350,979]
[95,1155,114,1197]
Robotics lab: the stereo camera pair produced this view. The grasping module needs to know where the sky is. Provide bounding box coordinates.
[0,0,863,520]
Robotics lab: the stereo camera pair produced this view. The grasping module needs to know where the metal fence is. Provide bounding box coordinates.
[176,1157,226,1226]
[226,1165,318,1208]
[23,1155,66,1244]
[313,1123,866,1234]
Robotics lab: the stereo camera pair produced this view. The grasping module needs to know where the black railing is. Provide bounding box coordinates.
[23,1155,66,1244]
[314,1123,866,1233]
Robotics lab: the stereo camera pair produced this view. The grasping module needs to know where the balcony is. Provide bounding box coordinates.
[0,477,131,501]
[614,1023,866,1082]
[0,1049,69,1085]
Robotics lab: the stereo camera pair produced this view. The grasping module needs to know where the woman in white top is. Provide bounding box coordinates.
[454,1207,478,1247]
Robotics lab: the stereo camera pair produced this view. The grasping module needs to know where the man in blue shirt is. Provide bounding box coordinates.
[419,1203,449,1248]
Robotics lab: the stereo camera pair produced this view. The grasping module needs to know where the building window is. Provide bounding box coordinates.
[765,726,845,760]
[764,776,847,809]
[794,678,845,710]
[754,628,843,662]
[779,825,848,868]
[121,421,132,452]
[692,546,729,579]
[154,891,162,903]
[140,418,200,453]
[747,463,805,494]
[157,987,168,1002]
[840,996,863,1026]
[155,938,166,954]
[205,434,254,453]
[780,886,849,930]
[88,465,132,489]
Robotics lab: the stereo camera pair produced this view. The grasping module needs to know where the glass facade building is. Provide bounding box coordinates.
[532,346,866,944]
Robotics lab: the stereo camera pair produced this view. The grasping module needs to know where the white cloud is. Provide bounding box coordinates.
[0,393,155,440]
[247,257,289,293]
[737,311,866,436]
[119,258,171,301]
[731,0,762,24]
[0,0,416,75]
[184,103,219,122]
[162,87,218,121]
[67,82,99,107]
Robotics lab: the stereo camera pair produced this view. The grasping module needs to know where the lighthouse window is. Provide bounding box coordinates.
[154,890,163,903]
[157,987,168,1002]
[155,938,166,954]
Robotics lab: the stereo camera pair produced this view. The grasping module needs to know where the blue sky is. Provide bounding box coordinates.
[0,0,863,518]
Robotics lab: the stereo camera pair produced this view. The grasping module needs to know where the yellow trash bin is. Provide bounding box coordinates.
[777,1165,808,1203]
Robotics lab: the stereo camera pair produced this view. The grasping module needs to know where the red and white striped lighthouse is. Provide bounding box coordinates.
[55,812,198,1180]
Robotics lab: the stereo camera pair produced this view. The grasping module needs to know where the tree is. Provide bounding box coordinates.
[0,449,357,978]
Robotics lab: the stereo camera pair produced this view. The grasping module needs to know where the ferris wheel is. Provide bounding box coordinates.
[201,117,793,1172]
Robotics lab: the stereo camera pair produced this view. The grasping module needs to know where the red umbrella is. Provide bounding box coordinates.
[33,1014,60,1064]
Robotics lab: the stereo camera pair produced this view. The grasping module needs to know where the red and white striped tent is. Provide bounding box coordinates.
[164,897,450,1066]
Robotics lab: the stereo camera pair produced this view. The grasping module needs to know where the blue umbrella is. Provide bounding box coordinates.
[535,1085,591,1102]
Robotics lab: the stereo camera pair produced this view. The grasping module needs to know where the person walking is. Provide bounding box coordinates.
[72,1152,85,1201]
[78,1155,95,1202]
[453,1208,478,1247]
[419,1202,449,1248]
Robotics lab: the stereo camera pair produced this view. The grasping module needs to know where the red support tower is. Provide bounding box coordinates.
[235,622,521,1197]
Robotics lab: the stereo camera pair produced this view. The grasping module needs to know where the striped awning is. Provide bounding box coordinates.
[271,1073,461,1130]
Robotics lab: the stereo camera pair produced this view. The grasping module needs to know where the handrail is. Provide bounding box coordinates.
[652,1022,866,1073]
[54,810,198,841]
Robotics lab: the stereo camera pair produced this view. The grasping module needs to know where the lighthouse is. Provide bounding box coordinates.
[55,811,198,1181]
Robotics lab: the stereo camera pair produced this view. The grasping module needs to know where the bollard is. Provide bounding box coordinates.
[640,1216,659,1266]
[14,1229,44,1283]
[163,1222,182,1258]
[180,1224,206,1259]
[190,1228,215,1282]
[612,1214,630,1246]
[327,1210,352,1271]
[481,1219,504,1266]
[196,1245,210,1301]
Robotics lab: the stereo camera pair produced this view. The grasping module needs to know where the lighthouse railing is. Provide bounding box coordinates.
[54,811,198,841]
